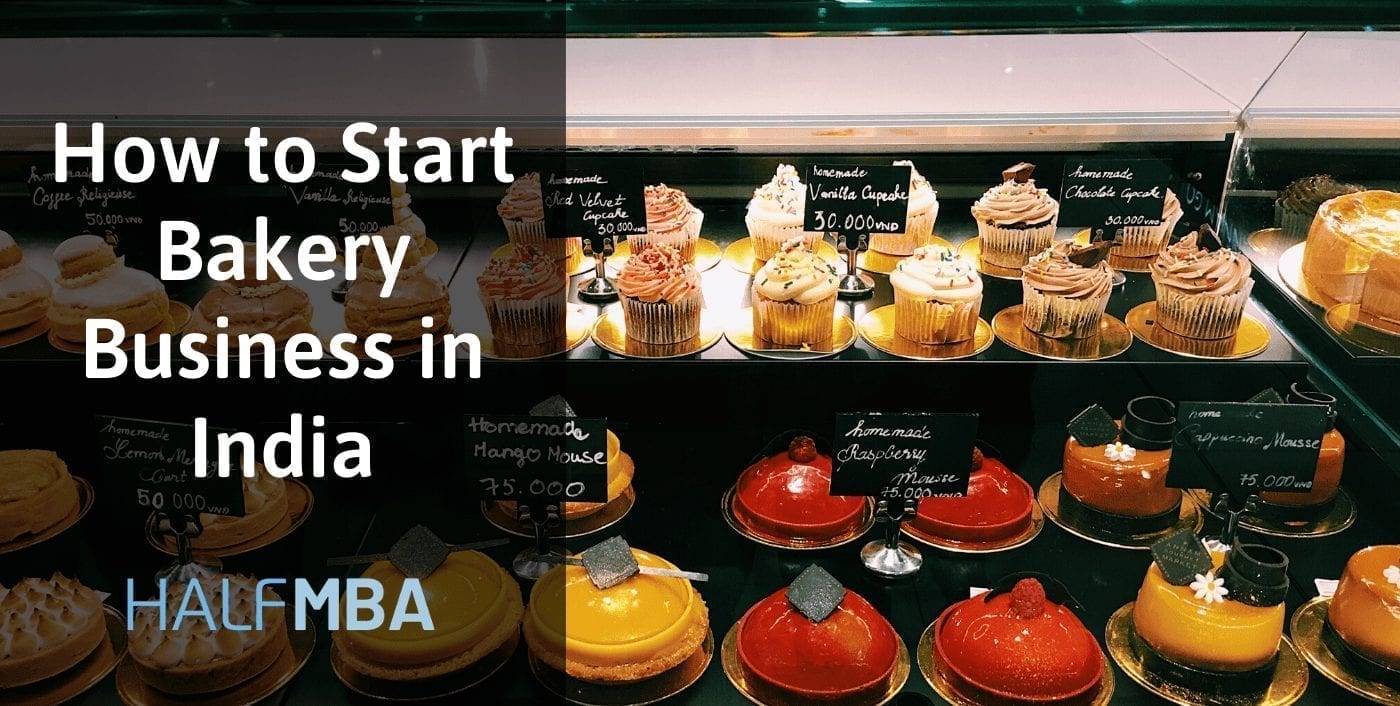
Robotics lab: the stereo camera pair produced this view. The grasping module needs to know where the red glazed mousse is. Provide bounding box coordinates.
[737,587,900,704]
[913,449,1034,542]
[934,578,1104,705]
[733,436,866,542]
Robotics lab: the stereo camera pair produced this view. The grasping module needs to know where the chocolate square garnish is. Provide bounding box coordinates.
[388,525,450,579]
[581,536,639,589]
[1246,388,1284,405]
[1196,223,1224,252]
[1067,405,1119,447]
[1151,529,1214,587]
[786,565,846,623]
[530,395,576,418]
[1068,241,1115,268]
[1002,162,1036,183]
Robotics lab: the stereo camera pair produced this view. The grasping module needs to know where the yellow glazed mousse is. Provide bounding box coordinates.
[524,547,708,683]
[1133,549,1284,672]
[334,550,523,680]
[1327,545,1400,670]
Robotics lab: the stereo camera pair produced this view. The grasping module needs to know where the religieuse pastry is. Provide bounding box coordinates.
[1326,545,1400,673]
[1151,230,1255,340]
[523,544,709,683]
[47,234,170,345]
[0,450,80,544]
[751,237,838,345]
[1117,189,1184,258]
[1061,398,1181,532]
[633,184,704,263]
[735,566,901,704]
[890,245,982,344]
[1301,190,1400,321]
[389,183,429,254]
[934,576,1106,704]
[186,250,314,352]
[972,163,1059,268]
[0,231,51,334]
[498,171,581,263]
[912,448,1034,543]
[615,244,702,345]
[745,164,821,261]
[1133,540,1288,690]
[868,160,939,256]
[731,435,867,543]
[496,429,635,521]
[0,574,108,689]
[128,572,292,695]
[334,550,524,680]
[190,464,290,550]
[1021,241,1113,340]
[1274,175,1364,239]
[344,230,451,342]
[476,243,568,348]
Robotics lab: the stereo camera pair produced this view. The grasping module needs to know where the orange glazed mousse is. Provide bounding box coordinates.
[1062,397,1181,530]
[1327,545,1400,672]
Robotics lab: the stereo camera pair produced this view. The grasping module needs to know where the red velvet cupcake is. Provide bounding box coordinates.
[732,436,866,542]
[934,577,1104,705]
[913,449,1034,542]
[737,585,900,704]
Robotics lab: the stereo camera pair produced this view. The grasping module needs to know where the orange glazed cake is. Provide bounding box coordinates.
[0,450,80,544]
[1326,545,1400,671]
[0,574,108,688]
[1301,190,1400,322]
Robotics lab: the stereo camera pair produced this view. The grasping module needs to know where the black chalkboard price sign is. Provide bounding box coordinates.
[281,163,394,237]
[464,415,609,504]
[542,169,648,246]
[803,164,911,234]
[1059,158,1170,232]
[830,412,978,499]
[24,155,150,261]
[1167,402,1330,497]
[95,416,246,518]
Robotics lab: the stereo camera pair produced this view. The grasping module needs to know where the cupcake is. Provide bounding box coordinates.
[476,244,567,347]
[1117,189,1184,258]
[632,184,703,263]
[744,164,820,261]
[1021,242,1112,339]
[1274,175,1364,239]
[615,244,702,344]
[751,238,838,345]
[498,172,581,263]
[1151,231,1254,339]
[890,245,982,344]
[868,160,939,256]
[972,163,1059,268]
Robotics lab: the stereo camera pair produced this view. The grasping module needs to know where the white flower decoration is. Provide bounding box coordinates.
[1385,565,1400,589]
[1191,571,1229,605]
[1104,442,1137,462]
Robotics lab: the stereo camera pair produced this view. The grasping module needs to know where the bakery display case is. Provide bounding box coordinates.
[1,30,1400,706]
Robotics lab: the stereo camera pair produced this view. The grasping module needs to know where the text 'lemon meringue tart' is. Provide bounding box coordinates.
[0,450,80,544]
[0,574,108,688]
[524,547,708,684]
[192,465,289,550]
[128,573,291,695]
[334,550,524,680]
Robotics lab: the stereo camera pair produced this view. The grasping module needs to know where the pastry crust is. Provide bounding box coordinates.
[344,273,451,342]
[0,450,80,544]
[524,591,708,684]
[334,585,523,680]
[193,467,288,549]
[132,613,289,695]
[0,574,108,688]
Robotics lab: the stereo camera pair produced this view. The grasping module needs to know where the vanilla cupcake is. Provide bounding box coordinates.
[1021,242,1112,339]
[751,238,839,345]
[498,172,581,263]
[891,245,982,344]
[1151,232,1254,339]
[1117,189,1184,258]
[476,244,567,347]
[972,163,1059,268]
[745,164,821,261]
[633,184,704,263]
[0,230,52,333]
[869,160,939,256]
[615,244,702,344]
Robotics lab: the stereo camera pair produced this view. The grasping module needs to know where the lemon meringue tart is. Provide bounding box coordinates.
[0,450,80,544]
[192,464,289,550]
[0,574,108,688]
[334,549,524,680]
[524,546,708,684]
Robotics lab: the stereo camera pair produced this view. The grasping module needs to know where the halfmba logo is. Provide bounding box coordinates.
[126,573,432,631]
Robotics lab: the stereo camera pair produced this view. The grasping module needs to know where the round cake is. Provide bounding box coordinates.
[913,449,1033,542]
[0,574,107,688]
[736,585,899,704]
[191,465,289,550]
[334,550,523,679]
[186,250,314,351]
[732,435,866,542]
[1062,397,1180,526]
[1301,190,1400,323]
[0,450,80,544]
[1326,544,1400,671]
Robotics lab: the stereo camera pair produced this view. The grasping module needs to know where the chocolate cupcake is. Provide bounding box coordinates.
[972,163,1059,268]
[1020,242,1112,339]
[1151,231,1253,340]
[1275,175,1364,239]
